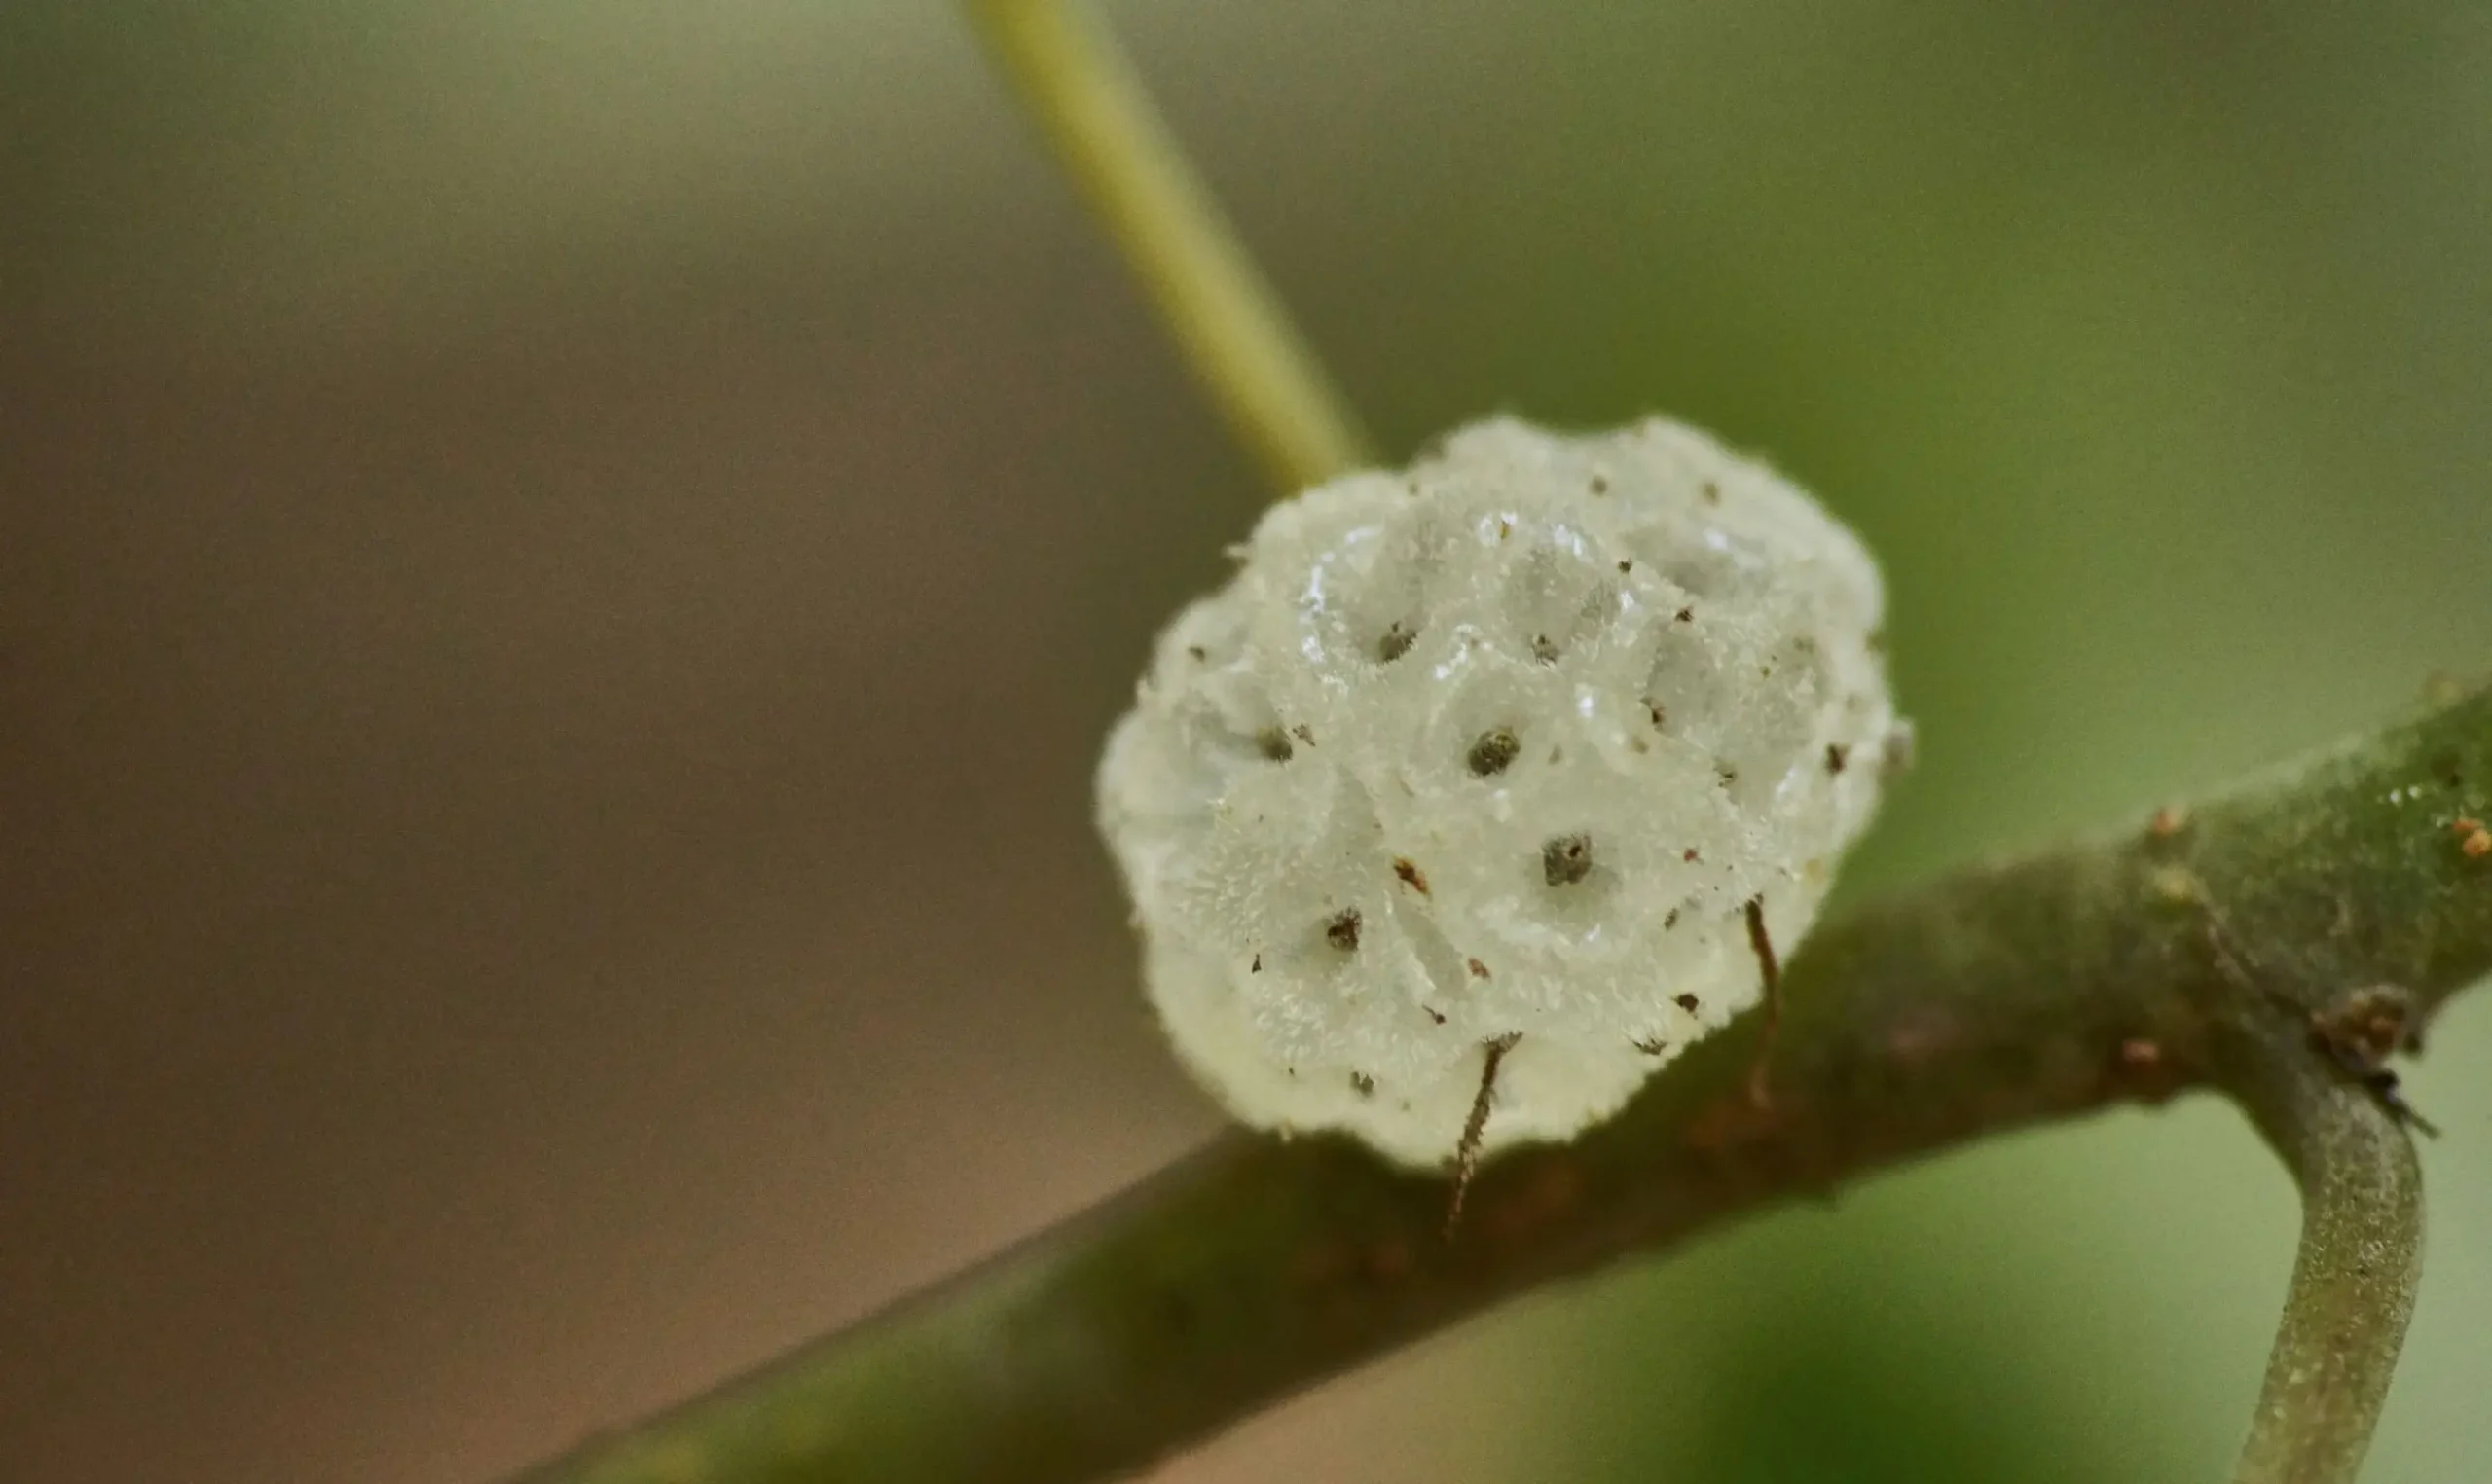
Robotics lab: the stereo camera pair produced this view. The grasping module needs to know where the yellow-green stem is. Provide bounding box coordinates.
[966,0,1374,493]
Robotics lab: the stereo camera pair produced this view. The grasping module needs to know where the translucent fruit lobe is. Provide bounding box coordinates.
[1097,416,1905,1166]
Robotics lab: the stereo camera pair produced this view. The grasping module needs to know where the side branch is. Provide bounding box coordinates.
[965,0,1375,493]
[510,685,2492,1484]
[2223,1023,2425,1484]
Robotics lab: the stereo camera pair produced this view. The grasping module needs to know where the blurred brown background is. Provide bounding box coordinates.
[4,3,2490,1481]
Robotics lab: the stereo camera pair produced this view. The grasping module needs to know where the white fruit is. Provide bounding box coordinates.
[1096,416,1904,1168]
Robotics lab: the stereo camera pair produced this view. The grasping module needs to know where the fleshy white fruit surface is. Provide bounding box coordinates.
[1097,416,1905,1166]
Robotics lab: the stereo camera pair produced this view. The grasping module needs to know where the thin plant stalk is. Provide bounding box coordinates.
[965,0,1374,493]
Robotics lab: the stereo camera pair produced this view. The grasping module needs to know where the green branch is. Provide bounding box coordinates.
[2223,1020,2425,1483]
[501,14,2491,1480]
[964,0,1375,493]
[510,684,2492,1484]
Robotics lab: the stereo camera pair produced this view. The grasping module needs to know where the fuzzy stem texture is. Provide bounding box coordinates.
[2225,1032,2423,1484]
[963,0,1374,493]
[510,684,2492,1484]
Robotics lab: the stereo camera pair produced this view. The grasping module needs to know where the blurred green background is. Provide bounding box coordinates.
[4,3,2489,1481]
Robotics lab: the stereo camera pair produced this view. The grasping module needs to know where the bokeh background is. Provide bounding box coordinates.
[6,3,2491,1481]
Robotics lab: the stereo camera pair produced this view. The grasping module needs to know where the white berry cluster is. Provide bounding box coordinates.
[1096,416,1905,1167]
